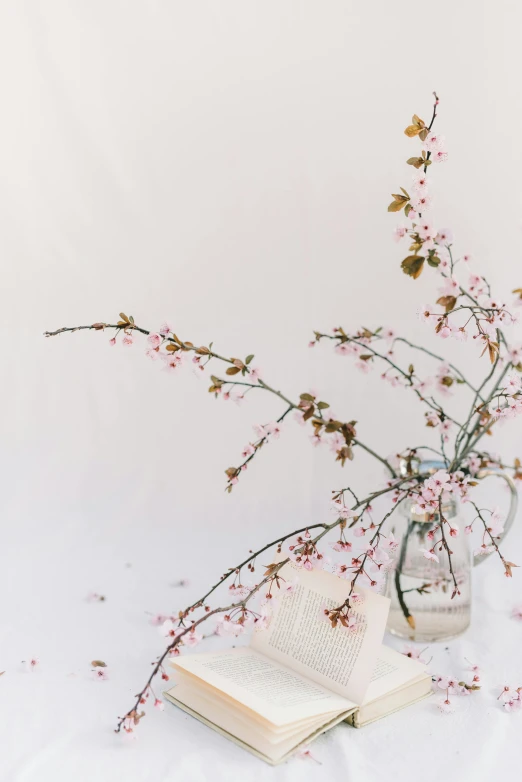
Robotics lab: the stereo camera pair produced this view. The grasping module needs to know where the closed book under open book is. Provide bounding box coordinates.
[164,564,431,764]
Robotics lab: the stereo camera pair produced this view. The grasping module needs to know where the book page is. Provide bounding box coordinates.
[250,561,390,704]
[172,647,355,727]
[362,644,427,704]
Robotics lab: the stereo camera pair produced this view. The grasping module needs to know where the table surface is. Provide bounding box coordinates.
[2,512,522,782]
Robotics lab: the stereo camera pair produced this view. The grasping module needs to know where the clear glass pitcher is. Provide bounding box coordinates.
[386,459,518,642]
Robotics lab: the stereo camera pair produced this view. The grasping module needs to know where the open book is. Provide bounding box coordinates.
[164,563,432,764]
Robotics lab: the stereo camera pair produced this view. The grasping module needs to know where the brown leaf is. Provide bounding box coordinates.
[196,347,210,355]
[418,128,428,141]
[512,288,522,299]
[91,660,107,668]
[406,614,416,629]
[388,194,409,213]
[119,312,130,323]
[166,343,179,352]
[406,156,424,169]
[91,323,106,330]
[226,366,241,375]
[225,467,238,478]
[436,295,457,313]
[401,255,425,279]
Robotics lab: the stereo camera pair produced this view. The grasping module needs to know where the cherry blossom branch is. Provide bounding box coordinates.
[315,330,463,427]
[468,501,517,577]
[115,477,411,733]
[392,337,484,400]
[45,319,398,482]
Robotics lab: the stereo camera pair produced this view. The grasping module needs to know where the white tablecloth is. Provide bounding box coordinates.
[2,513,522,782]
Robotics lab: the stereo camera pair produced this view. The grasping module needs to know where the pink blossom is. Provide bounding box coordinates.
[417,221,435,240]
[505,373,522,393]
[159,322,173,336]
[355,360,371,374]
[417,305,434,323]
[122,334,134,346]
[420,548,439,563]
[331,500,356,520]
[147,333,162,348]
[265,421,283,439]
[241,443,255,458]
[154,698,164,711]
[109,337,116,346]
[183,629,203,648]
[436,228,453,245]
[330,540,352,553]
[474,545,495,557]
[92,668,109,681]
[511,605,522,620]
[424,132,446,152]
[432,149,448,163]
[249,367,261,382]
[353,526,366,538]
[407,208,418,221]
[438,325,452,339]
[411,193,432,212]
[393,225,408,242]
[335,342,358,357]
[149,613,169,626]
[412,172,430,191]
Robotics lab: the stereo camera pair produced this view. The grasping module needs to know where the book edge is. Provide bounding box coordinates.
[164,690,356,765]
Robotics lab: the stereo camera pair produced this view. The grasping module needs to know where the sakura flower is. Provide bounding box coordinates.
[355,359,372,374]
[122,334,134,346]
[438,325,452,339]
[420,548,439,563]
[411,193,432,212]
[183,629,203,648]
[436,228,453,245]
[109,337,116,346]
[474,545,495,557]
[511,605,522,620]
[432,149,448,163]
[426,470,451,493]
[159,322,173,336]
[149,613,169,626]
[241,443,255,458]
[353,526,366,538]
[163,353,183,372]
[505,372,522,394]
[424,132,446,152]
[417,304,434,322]
[160,619,182,639]
[437,699,454,714]
[417,221,435,240]
[412,172,430,191]
[24,657,40,671]
[328,432,345,453]
[392,226,408,243]
[330,540,352,553]
[331,500,356,520]
[147,333,162,348]
[249,367,261,382]
[265,421,283,439]
[293,410,306,426]
[92,668,109,681]
[154,698,164,711]
[498,685,519,703]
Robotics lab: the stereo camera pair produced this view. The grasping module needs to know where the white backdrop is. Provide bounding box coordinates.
[2,2,522,781]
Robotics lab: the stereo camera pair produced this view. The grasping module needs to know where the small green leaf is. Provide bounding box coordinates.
[317,401,330,410]
[245,354,254,365]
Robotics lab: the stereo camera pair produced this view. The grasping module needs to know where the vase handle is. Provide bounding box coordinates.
[473,468,518,567]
